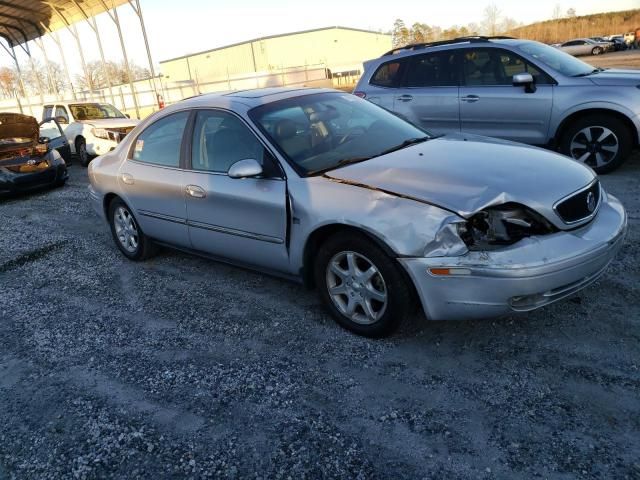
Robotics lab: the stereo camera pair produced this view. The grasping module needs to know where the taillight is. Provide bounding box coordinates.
[353,91,366,99]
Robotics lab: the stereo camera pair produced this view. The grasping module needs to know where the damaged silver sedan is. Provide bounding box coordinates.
[88,88,627,337]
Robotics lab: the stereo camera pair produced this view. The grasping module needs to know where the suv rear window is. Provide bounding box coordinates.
[370,61,405,87]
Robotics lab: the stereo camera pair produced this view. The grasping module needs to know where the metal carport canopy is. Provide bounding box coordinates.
[0,0,129,46]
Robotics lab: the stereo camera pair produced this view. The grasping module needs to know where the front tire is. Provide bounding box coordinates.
[108,198,156,261]
[76,137,92,167]
[591,47,602,55]
[559,114,632,174]
[314,232,412,337]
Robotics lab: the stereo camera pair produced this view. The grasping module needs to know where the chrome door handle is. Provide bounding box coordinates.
[396,94,413,102]
[120,173,134,185]
[461,95,480,103]
[186,185,206,198]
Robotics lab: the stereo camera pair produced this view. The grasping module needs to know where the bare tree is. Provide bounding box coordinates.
[0,67,18,97]
[482,4,502,36]
[566,7,577,18]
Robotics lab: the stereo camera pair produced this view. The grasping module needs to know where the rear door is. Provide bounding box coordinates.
[118,110,191,247]
[391,50,461,135]
[182,109,289,272]
[458,48,554,145]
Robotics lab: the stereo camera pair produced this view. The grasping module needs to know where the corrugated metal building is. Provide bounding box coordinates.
[159,26,392,85]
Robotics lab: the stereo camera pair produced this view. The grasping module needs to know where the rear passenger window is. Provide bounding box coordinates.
[131,111,189,167]
[370,61,405,87]
[406,52,458,87]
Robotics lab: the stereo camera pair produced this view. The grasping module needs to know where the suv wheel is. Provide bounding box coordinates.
[314,232,412,337]
[559,114,632,174]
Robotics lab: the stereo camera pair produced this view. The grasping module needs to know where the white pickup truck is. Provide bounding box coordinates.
[42,102,139,166]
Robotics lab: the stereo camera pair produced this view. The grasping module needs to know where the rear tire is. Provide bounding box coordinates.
[108,198,156,261]
[559,114,632,174]
[314,232,412,337]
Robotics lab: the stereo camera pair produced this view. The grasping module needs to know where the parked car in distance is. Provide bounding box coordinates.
[0,112,68,196]
[555,38,612,56]
[354,36,640,173]
[601,35,627,51]
[42,102,139,166]
[89,88,626,337]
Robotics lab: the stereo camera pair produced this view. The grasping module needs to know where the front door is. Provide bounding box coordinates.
[391,50,461,135]
[118,110,191,247]
[183,109,289,272]
[39,118,71,162]
[459,48,554,145]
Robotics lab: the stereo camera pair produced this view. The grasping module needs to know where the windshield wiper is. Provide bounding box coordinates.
[307,156,373,176]
[376,136,431,156]
[573,68,604,77]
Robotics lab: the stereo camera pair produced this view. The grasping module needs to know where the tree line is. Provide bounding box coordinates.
[0,59,150,99]
[391,5,639,48]
[510,8,640,44]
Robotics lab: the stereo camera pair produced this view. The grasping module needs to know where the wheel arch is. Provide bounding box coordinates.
[103,192,123,220]
[301,223,397,288]
[554,108,638,147]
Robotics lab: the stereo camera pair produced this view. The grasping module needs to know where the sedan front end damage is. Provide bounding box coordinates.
[399,193,626,320]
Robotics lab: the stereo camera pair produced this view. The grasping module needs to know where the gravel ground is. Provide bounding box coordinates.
[589,49,640,69]
[0,152,639,480]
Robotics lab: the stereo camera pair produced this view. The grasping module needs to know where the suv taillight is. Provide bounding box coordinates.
[353,91,366,99]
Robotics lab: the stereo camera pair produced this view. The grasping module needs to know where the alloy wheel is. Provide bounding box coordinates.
[569,126,619,168]
[325,251,388,325]
[113,206,139,253]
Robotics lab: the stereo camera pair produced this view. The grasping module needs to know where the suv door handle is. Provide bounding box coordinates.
[186,185,206,198]
[396,94,413,102]
[461,95,480,103]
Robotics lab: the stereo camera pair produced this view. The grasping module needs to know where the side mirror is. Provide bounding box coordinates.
[39,136,50,145]
[513,73,536,93]
[125,113,131,119]
[56,116,68,125]
[228,159,263,179]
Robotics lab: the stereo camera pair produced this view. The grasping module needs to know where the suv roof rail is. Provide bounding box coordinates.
[382,35,516,56]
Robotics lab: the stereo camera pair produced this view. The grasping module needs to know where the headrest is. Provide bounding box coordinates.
[275,119,297,140]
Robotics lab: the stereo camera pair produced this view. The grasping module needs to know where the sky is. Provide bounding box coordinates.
[3,0,639,76]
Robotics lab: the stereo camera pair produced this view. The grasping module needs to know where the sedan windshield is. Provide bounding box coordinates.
[69,103,126,120]
[249,92,431,176]
[517,42,596,77]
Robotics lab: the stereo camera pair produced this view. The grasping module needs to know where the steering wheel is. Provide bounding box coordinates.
[338,126,367,146]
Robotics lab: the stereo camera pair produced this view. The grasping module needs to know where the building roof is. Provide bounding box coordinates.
[160,26,391,64]
[0,0,129,47]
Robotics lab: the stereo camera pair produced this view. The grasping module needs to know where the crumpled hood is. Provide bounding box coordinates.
[325,133,595,226]
[588,68,640,86]
[80,118,139,129]
[0,113,38,155]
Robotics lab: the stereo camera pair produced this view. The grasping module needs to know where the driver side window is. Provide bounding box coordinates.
[191,110,279,176]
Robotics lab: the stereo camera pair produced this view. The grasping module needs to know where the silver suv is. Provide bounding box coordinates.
[354,36,640,173]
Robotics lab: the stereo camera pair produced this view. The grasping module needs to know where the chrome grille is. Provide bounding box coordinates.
[554,180,601,224]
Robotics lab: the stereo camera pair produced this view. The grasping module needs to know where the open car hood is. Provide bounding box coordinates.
[0,113,38,158]
[324,133,596,228]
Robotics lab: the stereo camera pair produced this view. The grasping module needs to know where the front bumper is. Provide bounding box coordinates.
[88,183,105,220]
[85,137,118,156]
[399,194,627,321]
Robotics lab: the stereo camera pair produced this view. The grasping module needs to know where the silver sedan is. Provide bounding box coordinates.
[88,88,627,337]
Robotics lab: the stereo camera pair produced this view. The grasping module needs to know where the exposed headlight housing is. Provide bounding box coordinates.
[91,127,109,140]
[458,203,556,250]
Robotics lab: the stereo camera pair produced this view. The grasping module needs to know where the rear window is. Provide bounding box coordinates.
[370,61,405,87]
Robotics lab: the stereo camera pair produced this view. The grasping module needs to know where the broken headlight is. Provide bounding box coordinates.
[457,203,556,250]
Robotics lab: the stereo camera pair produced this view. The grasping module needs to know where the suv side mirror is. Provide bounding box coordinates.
[56,116,68,125]
[513,73,536,93]
[228,159,263,179]
[38,136,50,145]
